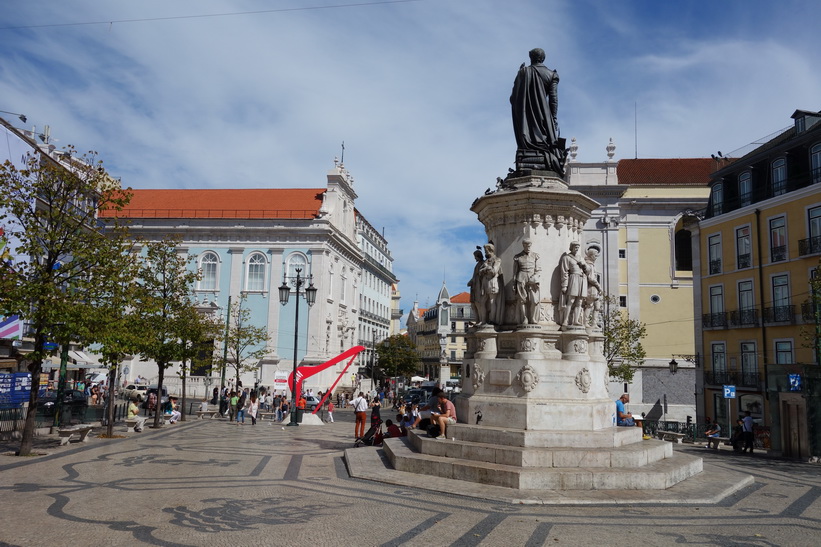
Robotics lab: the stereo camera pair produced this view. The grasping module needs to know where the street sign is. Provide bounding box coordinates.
[43,342,59,351]
[723,385,736,399]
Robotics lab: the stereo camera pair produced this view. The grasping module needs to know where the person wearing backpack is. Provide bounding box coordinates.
[236,390,247,425]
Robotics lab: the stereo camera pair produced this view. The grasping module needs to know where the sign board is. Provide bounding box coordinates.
[43,342,59,351]
[273,370,289,392]
[723,385,736,399]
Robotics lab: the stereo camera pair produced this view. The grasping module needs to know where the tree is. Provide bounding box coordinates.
[221,295,271,390]
[601,296,647,383]
[130,239,200,429]
[800,261,821,366]
[376,334,421,381]
[0,147,133,455]
[175,303,222,421]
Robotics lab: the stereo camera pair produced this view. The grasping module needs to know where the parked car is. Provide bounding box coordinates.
[122,384,148,400]
[403,389,427,405]
[38,389,88,418]
[304,395,322,411]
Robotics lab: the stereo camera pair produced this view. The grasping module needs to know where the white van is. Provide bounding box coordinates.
[85,371,109,385]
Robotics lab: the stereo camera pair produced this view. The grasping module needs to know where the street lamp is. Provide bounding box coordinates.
[669,358,679,374]
[278,267,317,427]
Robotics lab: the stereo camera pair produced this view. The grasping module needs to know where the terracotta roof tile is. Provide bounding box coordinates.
[100,188,325,219]
[617,158,715,186]
[450,292,471,304]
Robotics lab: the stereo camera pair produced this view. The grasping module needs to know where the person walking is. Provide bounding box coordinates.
[236,390,247,425]
[327,400,335,423]
[247,393,259,426]
[741,411,755,454]
[351,391,369,440]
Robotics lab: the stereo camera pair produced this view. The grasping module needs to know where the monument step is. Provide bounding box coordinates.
[407,429,672,468]
[384,437,702,490]
[446,423,643,448]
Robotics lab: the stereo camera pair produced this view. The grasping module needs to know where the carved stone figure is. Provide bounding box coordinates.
[479,243,504,325]
[583,246,603,328]
[513,239,541,325]
[560,241,588,327]
[468,247,485,323]
[510,48,567,175]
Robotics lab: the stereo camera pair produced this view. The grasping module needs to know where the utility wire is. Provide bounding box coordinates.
[0,0,424,31]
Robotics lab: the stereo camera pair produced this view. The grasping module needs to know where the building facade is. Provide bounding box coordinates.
[691,109,821,458]
[102,161,395,397]
[566,140,714,421]
[406,285,472,386]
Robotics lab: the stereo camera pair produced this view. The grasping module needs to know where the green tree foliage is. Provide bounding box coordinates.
[0,148,133,454]
[601,296,647,383]
[800,261,821,365]
[130,239,200,429]
[221,295,271,389]
[175,304,222,421]
[376,334,421,380]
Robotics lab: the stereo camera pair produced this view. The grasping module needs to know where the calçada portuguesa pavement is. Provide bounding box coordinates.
[1,408,820,547]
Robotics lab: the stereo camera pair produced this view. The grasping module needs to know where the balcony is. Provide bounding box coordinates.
[771,245,787,262]
[799,235,821,256]
[737,253,751,269]
[763,305,794,324]
[709,259,722,275]
[729,308,759,327]
[704,169,819,219]
[739,372,761,388]
[703,371,735,385]
[702,312,727,328]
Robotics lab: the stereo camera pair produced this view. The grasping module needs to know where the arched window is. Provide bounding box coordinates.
[199,252,219,291]
[711,183,723,216]
[738,171,752,207]
[246,253,267,292]
[286,253,308,288]
[674,229,692,271]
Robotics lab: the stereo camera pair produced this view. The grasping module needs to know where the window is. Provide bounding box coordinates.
[711,183,723,216]
[812,143,821,184]
[450,351,456,361]
[618,249,626,259]
[286,253,308,287]
[803,205,821,256]
[710,285,724,314]
[674,229,692,271]
[740,342,757,386]
[451,321,456,332]
[739,171,752,207]
[736,226,751,269]
[708,234,722,274]
[199,252,218,291]
[769,217,787,262]
[328,262,334,298]
[619,296,627,307]
[772,158,787,196]
[712,343,726,373]
[340,267,347,303]
[246,253,266,291]
[772,274,790,306]
[451,336,456,343]
[738,280,754,311]
[775,341,793,365]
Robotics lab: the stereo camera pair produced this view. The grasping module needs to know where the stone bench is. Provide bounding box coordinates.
[656,430,685,443]
[59,425,94,446]
[125,418,142,432]
[258,412,276,421]
[706,436,730,449]
[196,410,220,419]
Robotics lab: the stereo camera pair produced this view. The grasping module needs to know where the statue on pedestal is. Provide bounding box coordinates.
[468,248,485,323]
[513,239,541,325]
[510,48,567,176]
[469,243,504,326]
[583,246,602,328]
[560,241,588,327]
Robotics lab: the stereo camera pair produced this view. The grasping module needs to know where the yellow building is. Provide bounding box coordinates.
[691,109,821,459]
[568,145,713,422]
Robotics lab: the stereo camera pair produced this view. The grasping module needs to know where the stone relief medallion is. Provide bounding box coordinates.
[472,363,485,390]
[572,339,588,354]
[575,368,592,393]
[521,338,539,353]
[517,364,540,393]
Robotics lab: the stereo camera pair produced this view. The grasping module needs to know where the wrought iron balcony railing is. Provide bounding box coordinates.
[729,308,759,327]
[763,305,794,323]
[799,235,821,256]
[709,259,722,275]
[801,301,821,322]
[702,312,727,328]
[771,245,787,262]
[737,253,752,269]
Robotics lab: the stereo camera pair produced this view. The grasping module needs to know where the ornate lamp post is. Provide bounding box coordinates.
[278,267,317,427]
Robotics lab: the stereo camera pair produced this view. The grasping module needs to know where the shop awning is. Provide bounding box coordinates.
[69,350,95,366]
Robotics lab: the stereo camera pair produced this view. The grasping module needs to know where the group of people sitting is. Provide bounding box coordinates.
[353,387,457,441]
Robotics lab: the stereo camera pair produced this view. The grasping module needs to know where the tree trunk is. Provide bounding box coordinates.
[181,361,187,422]
[18,364,42,456]
[153,366,165,429]
[106,365,117,437]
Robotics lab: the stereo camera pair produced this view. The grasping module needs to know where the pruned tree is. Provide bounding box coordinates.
[176,303,222,420]
[221,295,270,390]
[601,296,647,383]
[376,334,421,381]
[130,239,200,429]
[0,147,133,455]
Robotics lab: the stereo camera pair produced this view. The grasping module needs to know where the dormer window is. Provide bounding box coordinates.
[796,116,805,133]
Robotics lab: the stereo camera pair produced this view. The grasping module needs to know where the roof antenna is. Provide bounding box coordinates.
[634,101,638,159]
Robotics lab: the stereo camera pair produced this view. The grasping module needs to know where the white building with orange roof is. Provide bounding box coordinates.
[101,160,394,398]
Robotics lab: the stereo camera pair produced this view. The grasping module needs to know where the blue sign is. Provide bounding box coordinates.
[723,385,736,399]
[43,342,59,351]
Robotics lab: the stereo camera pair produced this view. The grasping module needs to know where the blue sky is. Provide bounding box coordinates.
[2,0,820,316]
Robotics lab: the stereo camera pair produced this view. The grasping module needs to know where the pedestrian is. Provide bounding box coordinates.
[370,396,382,427]
[327,400,335,423]
[228,391,238,422]
[280,398,289,422]
[236,390,247,425]
[742,411,755,454]
[247,393,259,426]
[351,391,369,440]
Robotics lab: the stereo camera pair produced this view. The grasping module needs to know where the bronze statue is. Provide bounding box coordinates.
[510,48,567,176]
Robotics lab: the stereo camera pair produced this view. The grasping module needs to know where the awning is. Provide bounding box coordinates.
[69,350,95,366]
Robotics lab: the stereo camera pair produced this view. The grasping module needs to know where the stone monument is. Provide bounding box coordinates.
[348,49,751,501]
